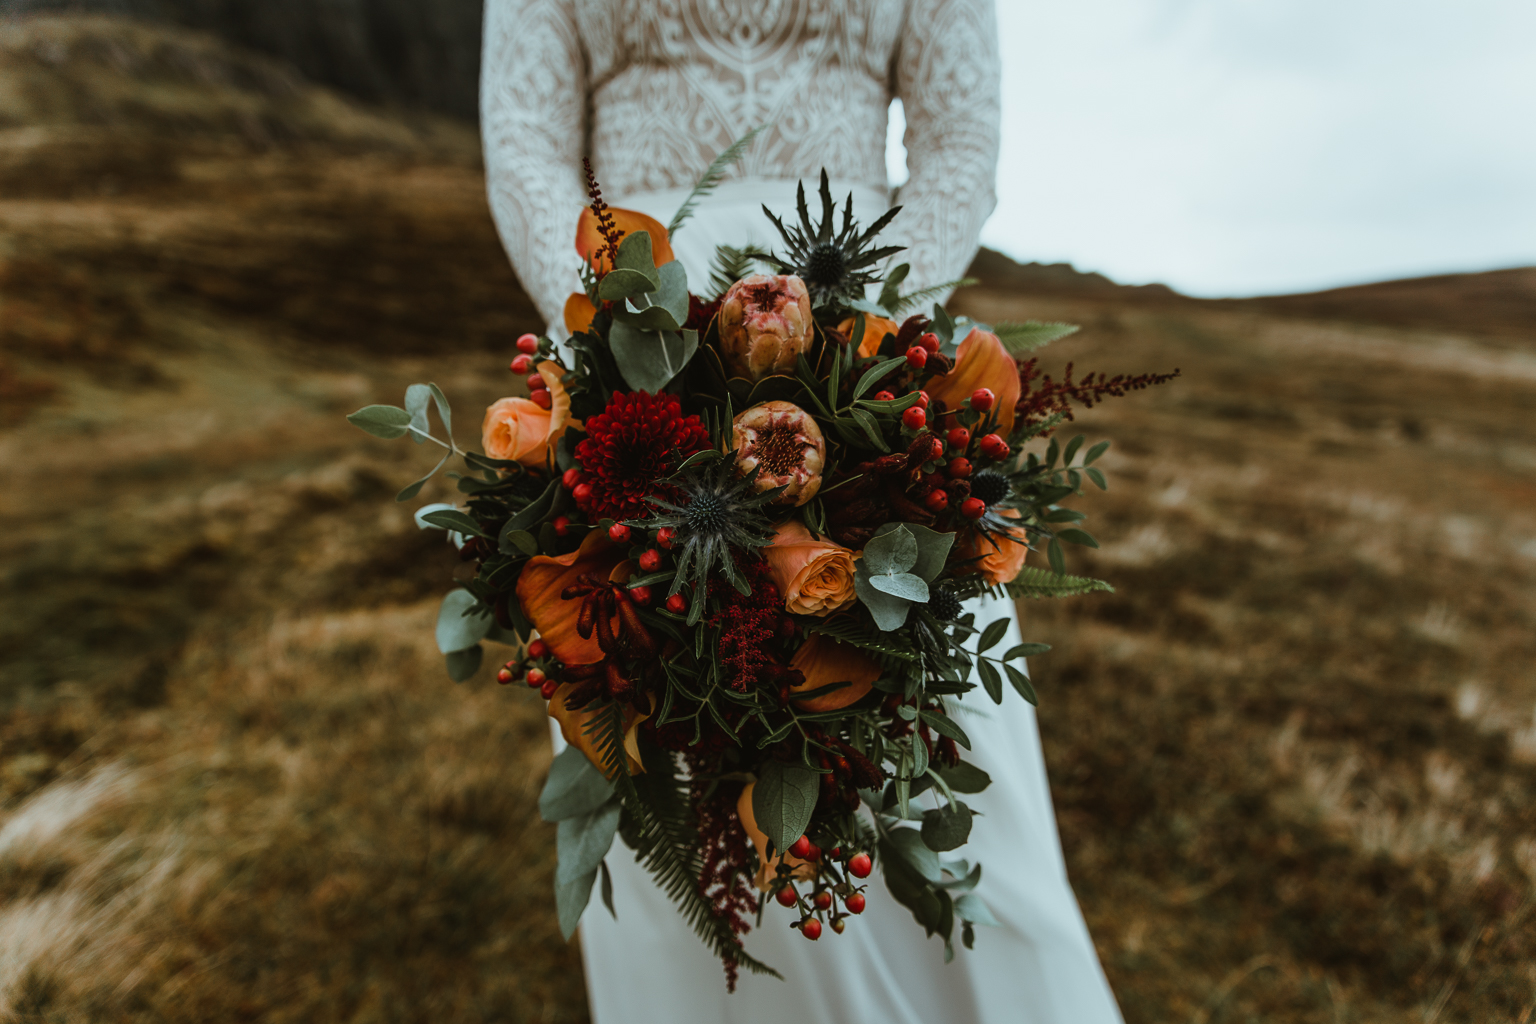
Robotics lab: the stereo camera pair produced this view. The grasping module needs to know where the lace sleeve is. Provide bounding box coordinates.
[480,0,590,334]
[893,0,1001,302]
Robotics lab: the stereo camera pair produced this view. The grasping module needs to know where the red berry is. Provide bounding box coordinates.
[528,639,550,659]
[918,332,941,354]
[905,346,928,369]
[946,427,971,450]
[846,892,867,914]
[572,482,593,505]
[530,389,552,410]
[496,667,513,684]
[638,549,662,572]
[526,372,547,391]
[608,522,631,543]
[510,354,534,374]
[788,836,813,860]
[553,515,571,536]
[561,467,582,490]
[806,843,822,862]
[873,390,895,402]
[969,388,995,412]
[812,891,832,910]
[516,333,540,355]
[665,593,687,615]
[902,406,927,430]
[915,391,930,409]
[526,673,542,688]
[961,497,986,520]
[655,527,676,549]
[539,679,559,699]
[830,847,842,859]
[848,853,872,878]
[801,918,822,940]
[924,488,948,513]
[776,887,798,908]
[629,585,653,606]
[526,668,547,687]
[946,457,972,479]
[979,433,1011,459]
[831,917,847,934]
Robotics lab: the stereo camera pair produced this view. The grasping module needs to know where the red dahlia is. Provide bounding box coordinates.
[575,391,710,521]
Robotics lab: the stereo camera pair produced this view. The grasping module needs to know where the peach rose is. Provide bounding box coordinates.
[927,328,1022,435]
[763,521,857,616]
[737,781,816,890]
[836,314,901,359]
[480,360,573,467]
[964,509,1030,585]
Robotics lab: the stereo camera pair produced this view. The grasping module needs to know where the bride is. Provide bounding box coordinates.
[480,2,1123,1021]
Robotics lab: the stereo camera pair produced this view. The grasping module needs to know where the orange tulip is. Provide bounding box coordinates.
[836,314,901,359]
[737,781,816,890]
[548,682,647,777]
[575,206,675,275]
[515,531,628,667]
[564,292,597,335]
[927,328,1021,435]
[788,632,882,712]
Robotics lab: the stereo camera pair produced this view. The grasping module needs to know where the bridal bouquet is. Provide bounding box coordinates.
[348,163,1175,986]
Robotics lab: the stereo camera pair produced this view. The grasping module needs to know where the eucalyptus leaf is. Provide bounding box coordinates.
[921,802,973,851]
[427,382,453,437]
[612,229,656,276]
[555,800,621,885]
[435,589,492,654]
[609,320,698,393]
[405,383,432,445]
[347,404,411,439]
[863,524,918,576]
[868,572,930,602]
[597,267,658,302]
[853,571,914,631]
[954,892,1000,927]
[887,827,942,883]
[752,760,819,856]
[444,645,482,682]
[903,524,956,582]
[556,868,599,940]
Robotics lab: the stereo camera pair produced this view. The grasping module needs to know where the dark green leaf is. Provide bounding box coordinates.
[976,659,1003,704]
[851,355,909,401]
[1044,436,1060,470]
[500,480,559,548]
[1003,642,1052,660]
[1083,440,1110,465]
[444,644,482,682]
[1086,466,1108,491]
[1043,508,1086,523]
[1004,662,1039,705]
[1048,537,1066,575]
[752,760,819,856]
[921,802,973,851]
[938,761,992,794]
[1058,528,1099,548]
[540,744,616,822]
[599,860,615,916]
[420,509,488,539]
[1063,435,1084,466]
[347,404,411,439]
[919,710,971,750]
[436,589,492,654]
[504,530,539,556]
[877,262,910,312]
[977,617,1009,654]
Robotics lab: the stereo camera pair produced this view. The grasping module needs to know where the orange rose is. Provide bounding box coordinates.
[964,509,1030,585]
[927,328,1022,435]
[788,633,881,712]
[481,361,573,468]
[737,781,815,890]
[763,521,857,616]
[836,314,900,358]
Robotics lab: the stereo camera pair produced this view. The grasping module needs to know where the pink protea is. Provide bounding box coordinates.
[732,401,825,506]
[718,274,812,381]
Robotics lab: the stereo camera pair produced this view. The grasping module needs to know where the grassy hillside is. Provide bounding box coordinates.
[2,16,1534,1023]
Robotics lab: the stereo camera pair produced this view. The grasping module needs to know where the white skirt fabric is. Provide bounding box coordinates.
[554,183,1124,1023]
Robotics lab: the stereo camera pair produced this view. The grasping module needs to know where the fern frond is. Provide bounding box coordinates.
[808,618,919,663]
[888,277,979,315]
[668,125,768,236]
[995,321,1080,356]
[708,244,760,299]
[1006,565,1114,599]
[581,703,638,802]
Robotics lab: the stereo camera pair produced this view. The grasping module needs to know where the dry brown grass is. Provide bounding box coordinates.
[2,15,1535,1024]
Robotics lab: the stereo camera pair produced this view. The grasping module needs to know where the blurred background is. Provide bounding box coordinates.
[0,3,1533,1022]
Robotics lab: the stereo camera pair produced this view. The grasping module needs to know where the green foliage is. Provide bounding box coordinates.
[853,523,953,630]
[1005,565,1115,599]
[435,589,490,654]
[540,745,616,823]
[921,802,973,851]
[707,244,758,299]
[668,125,767,236]
[886,277,979,315]
[347,404,411,439]
[751,760,819,857]
[994,320,1080,355]
[554,800,621,939]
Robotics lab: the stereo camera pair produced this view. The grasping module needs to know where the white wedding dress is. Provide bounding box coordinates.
[481,2,1124,1020]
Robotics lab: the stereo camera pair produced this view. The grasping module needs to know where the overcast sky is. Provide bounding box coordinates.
[890,0,1536,297]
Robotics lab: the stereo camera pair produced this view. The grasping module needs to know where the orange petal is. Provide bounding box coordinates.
[927,328,1021,435]
[737,781,815,890]
[575,206,675,272]
[535,359,580,450]
[515,531,625,666]
[836,314,901,359]
[548,684,646,778]
[788,633,881,712]
[564,292,597,335]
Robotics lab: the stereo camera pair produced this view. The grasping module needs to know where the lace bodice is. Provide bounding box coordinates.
[481,0,1000,333]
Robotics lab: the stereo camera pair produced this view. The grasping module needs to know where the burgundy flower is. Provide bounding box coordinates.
[575,391,710,521]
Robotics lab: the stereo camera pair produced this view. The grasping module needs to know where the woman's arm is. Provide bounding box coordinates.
[893,0,1002,300]
[480,0,589,334]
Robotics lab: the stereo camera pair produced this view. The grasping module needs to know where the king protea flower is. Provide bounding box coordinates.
[718,274,812,381]
[732,401,825,506]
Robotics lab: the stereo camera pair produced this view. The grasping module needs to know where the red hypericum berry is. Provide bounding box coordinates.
[526,672,542,688]
[801,918,822,940]
[902,406,927,430]
[813,891,833,910]
[979,433,1010,459]
[638,548,662,572]
[572,482,593,505]
[516,333,540,355]
[848,853,873,878]
[969,388,995,412]
[526,372,547,391]
[496,667,513,684]
[607,522,631,543]
[961,497,986,519]
[946,457,972,479]
[528,639,550,659]
[552,515,571,537]
[947,427,971,450]
[831,917,847,934]
[846,892,867,914]
[806,843,822,862]
[539,678,559,699]
[873,390,895,402]
[924,488,949,513]
[629,585,653,606]
[830,847,842,859]
[655,526,676,549]
[788,836,813,860]
[526,668,547,687]
[510,354,534,375]
[905,345,928,369]
[918,332,940,354]
[561,467,582,490]
[665,593,687,615]
[775,887,798,908]
[530,388,552,410]
[915,391,931,409]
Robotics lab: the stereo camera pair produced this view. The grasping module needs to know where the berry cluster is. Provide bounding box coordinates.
[771,836,875,941]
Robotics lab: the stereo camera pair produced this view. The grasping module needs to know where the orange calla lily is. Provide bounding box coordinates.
[927,328,1022,435]
[836,314,901,359]
[548,682,648,777]
[515,531,628,667]
[737,781,816,890]
[788,633,882,712]
[575,206,675,274]
[564,292,597,335]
